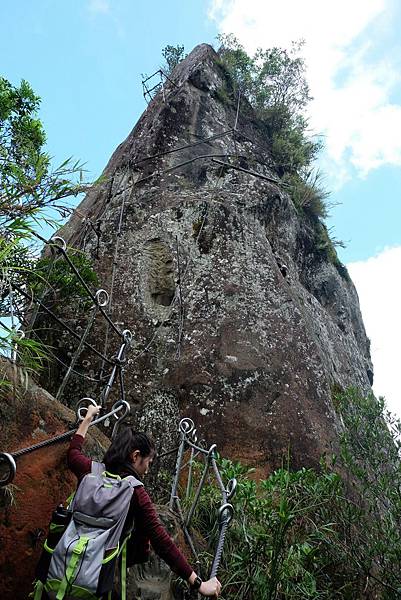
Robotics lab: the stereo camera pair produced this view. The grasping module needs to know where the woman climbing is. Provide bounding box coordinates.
[67,404,221,598]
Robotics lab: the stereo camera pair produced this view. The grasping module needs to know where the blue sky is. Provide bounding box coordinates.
[2,0,400,415]
[1,0,216,181]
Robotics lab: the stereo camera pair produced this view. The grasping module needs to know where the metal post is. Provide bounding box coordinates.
[169,418,194,509]
[186,447,195,500]
[169,434,186,509]
[100,330,131,407]
[185,444,217,528]
[56,305,96,400]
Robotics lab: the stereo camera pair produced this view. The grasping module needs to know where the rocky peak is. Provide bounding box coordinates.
[38,43,372,473]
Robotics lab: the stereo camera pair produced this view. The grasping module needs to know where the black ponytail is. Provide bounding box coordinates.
[103,426,155,472]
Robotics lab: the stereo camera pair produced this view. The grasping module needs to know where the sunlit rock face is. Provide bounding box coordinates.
[41,44,372,472]
[0,359,108,600]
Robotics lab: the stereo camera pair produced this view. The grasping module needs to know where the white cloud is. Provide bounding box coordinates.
[208,0,401,184]
[348,247,401,418]
[88,0,110,14]
[86,0,126,39]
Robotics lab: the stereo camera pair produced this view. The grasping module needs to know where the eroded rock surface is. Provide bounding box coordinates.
[37,44,372,473]
[0,359,109,600]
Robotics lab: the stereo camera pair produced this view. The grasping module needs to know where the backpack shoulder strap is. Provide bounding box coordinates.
[123,475,143,489]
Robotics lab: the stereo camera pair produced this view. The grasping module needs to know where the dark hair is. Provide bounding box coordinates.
[103,427,155,472]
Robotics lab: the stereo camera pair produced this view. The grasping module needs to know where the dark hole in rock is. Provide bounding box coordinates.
[151,291,175,307]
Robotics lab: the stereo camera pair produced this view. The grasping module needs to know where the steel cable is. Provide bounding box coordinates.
[99,167,133,378]
[0,402,127,475]
[167,418,235,585]
[210,517,230,579]
[55,303,99,400]
[10,282,114,366]
[33,232,124,339]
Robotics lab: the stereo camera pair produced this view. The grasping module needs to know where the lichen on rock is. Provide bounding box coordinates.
[35,43,373,478]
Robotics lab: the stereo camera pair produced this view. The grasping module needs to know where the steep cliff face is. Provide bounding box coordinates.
[41,44,372,471]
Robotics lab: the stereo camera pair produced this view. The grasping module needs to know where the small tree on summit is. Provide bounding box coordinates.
[216,34,335,238]
[217,34,322,176]
[161,44,187,74]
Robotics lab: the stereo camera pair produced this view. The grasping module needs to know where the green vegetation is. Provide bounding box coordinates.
[27,251,98,307]
[217,35,322,177]
[159,39,347,271]
[0,76,95,377]
[0,77,87,227]
[181,389,401,599]
[161,44,187,74]
[215,35,350,273]
[282,169,329,220]
[315,222,349,279]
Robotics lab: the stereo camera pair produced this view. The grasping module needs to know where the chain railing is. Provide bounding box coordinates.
[0,329,132,488]
[168,418,236,584]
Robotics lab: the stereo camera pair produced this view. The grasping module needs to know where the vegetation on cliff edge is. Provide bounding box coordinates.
[180,388,401,599]
[162,40,345,274]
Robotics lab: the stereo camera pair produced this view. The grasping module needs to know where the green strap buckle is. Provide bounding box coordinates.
[72,536,90,555]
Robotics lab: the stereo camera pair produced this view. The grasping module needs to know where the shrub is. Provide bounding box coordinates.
[283,169,330,220]
[161,45,187,74]
[0,76,93,376]
[314,223,349,279]
[217,35,323,176]
[181,389,401,599]
[26,250,99,306]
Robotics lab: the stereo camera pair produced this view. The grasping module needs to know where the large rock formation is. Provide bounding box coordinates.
[38,44,372,472]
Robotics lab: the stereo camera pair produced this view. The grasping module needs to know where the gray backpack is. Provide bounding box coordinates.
[33,461,142,600]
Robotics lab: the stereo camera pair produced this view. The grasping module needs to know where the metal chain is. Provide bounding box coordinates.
[168,418,236,583]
